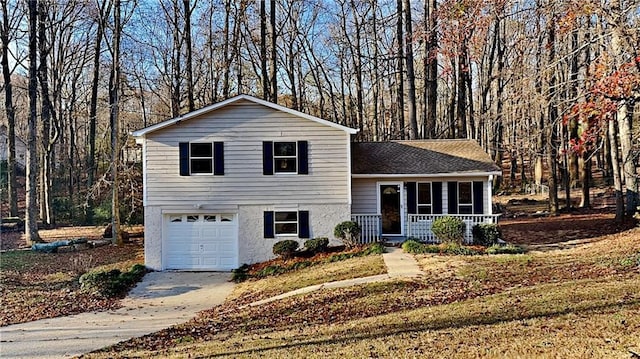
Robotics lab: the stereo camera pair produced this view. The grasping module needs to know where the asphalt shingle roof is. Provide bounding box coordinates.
[351,140,501,175]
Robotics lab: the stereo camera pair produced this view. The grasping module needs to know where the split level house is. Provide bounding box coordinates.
[132,95,501,271]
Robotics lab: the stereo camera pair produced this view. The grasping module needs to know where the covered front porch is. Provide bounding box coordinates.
[352,213,501,244]
[349,140,503,245]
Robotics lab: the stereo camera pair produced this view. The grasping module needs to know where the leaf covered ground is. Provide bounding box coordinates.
[0,227,143,326]
[85,211,640,358]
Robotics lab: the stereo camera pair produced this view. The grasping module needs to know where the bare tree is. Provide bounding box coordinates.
[26,0,41,244]
[110,0,123,245]
[404,0,417,139]
[0,0,20,217]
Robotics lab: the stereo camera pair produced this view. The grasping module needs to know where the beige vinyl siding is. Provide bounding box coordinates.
[144,101,349,206]
[351,176,490,215]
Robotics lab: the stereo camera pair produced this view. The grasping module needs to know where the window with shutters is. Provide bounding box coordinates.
[273,142,297,173]
[190,143,213,174]
[274,211,298,235]
[458,181,473,214]
[417,182,432,214]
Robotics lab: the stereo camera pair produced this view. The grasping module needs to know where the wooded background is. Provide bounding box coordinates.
[1,0,639,243]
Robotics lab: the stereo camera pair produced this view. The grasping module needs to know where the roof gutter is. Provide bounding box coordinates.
[351,171,502,178]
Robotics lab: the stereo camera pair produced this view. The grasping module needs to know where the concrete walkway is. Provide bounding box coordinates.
[0,272,234,359]
[249,246,422,307]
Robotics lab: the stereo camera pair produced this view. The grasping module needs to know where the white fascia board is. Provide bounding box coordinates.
[130,94,358,137]
[351,171,502,179]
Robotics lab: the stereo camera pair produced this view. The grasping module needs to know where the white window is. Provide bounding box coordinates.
[273,142,297,173]
[458,182,473,214]
[190,143,213,174]
[274,211,298,235]
[417,182,432,214]
[187,215,199,222]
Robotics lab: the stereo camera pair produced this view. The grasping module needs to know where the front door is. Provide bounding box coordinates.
[379,183,403,236]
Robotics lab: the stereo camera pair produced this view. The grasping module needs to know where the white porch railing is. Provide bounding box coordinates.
[351,214,381,243]
[407,214,501,244]
[351,213,501,244]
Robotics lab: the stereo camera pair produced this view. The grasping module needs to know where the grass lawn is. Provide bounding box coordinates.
[86,226,640,358]
[0,227,144,326]
[229,254,387,305]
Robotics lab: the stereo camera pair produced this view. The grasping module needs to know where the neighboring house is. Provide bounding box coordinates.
[133,95,501,271]
[0,124,27,171]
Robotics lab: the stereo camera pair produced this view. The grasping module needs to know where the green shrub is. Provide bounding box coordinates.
[402,239,482,255]
[231,264,250,282]
[402,240,441,254]
[79,264,147,297]
[304,237,330,254]
[431,216,465,244]
[441,242,483,255]
[402,239,423,253]
[364,242,386,255]
[472,223,502,246]
[272,240,300,259]
[486,244,526,255]
[334,221,361,248]
[327,242,385,262]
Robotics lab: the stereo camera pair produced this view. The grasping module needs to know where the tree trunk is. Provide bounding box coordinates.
[425,0,437,139]
[0,0,18,216]
[37,0,54,225]
[183,0,194,112]
[26,0,41,244]
[546,15,559,214]
[609,117,625,220]
[260,0,268,100]
[86,0,108,224]
[270,0,277,103]
[395,0,404,139]
[110,0,123,245]
[456,43,468,139]
[222,0,230,98]
[618,101,638,216]
[403,0,417,140]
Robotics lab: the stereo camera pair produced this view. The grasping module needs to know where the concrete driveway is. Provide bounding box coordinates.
[0,272,235,359]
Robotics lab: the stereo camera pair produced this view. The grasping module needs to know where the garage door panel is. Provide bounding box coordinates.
[164,214,238,271]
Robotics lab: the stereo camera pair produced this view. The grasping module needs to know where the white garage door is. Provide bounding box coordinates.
[164,214,238,270]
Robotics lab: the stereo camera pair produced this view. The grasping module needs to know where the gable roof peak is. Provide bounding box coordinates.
[131,94,358,137]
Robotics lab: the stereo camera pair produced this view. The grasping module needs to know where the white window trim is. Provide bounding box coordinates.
[458,181,473,214]
[274,210,299,236]
[273,141,298,174]
[417,181,433,214]
[189,142,213,175]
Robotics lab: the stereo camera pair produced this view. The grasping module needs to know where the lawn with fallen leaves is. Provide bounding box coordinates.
[0,227,143,326]
[84,219,640,358]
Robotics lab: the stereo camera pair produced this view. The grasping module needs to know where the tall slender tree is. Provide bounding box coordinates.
[110,0,123,245]
[0,0,19,217]
[404,0,417,139]
[26,0,41,244]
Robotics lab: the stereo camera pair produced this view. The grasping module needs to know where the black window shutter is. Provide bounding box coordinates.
[298,210,310,238]
[263,141,273,175]
[448,181,458,214]
[406,182,417,214]
[433,182,443,214]
[297,141,308,174]
[213,142,224,175]
[264,211,274,238]
[473,181,484,214]
[179,142,189,176]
